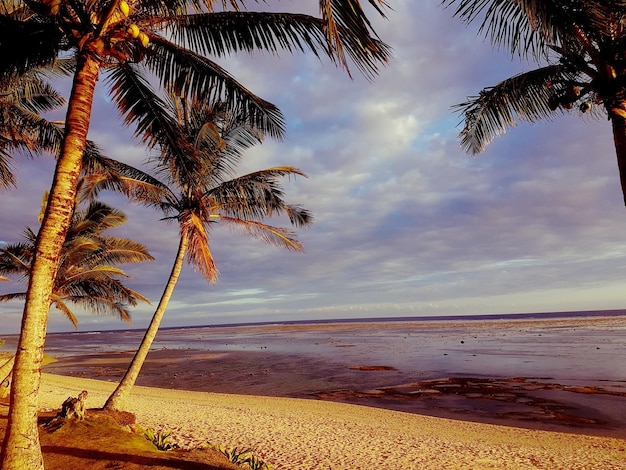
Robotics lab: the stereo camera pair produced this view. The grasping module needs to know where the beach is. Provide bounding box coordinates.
[4,314,626,468]
[38,373,626,470]
[39,315,626,439]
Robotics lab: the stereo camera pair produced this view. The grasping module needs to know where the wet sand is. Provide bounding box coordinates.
[41,316,626,439]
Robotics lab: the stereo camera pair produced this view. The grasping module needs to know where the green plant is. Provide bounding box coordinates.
[138,426,176,451]
[207,442,273,469]
[243,453,274,470]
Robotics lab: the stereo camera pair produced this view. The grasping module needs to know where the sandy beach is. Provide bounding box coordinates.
[38,372,626,470]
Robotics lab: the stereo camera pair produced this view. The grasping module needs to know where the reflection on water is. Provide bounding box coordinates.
[33,316,626,383]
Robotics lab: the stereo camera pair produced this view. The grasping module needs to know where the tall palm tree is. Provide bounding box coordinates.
[0,199,154,328]
[1,3,388,466]
[100,93,312,411]
[444,0,626,207]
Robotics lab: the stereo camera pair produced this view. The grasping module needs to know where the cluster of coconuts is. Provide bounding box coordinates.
[118,1,149,47]
[91,1,149,47]
[547,84,592,113]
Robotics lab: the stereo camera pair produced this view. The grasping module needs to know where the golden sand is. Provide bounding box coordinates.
[39,373,626,470]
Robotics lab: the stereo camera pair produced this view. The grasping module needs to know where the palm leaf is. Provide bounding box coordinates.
[0,14,62,79]
[207,167,307,219]
[80,144,170,203]
[318,0,391,78]
[169,10,390,79]
[0,292,26,302]
[220,217,304,251]
[50,296,79,329]
[453,64,579,153]
[0,242,33,278]
[143,36,286,139]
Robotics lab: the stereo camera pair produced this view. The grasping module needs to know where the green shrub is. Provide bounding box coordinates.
[207,442,273,469]
[138,426,176,451]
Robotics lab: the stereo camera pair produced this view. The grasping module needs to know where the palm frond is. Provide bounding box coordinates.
[0,14,62,79]
[442,0,581,59]
[170,10,390,80]
[0,292,27,302]
[98,237,156,265]
[0,242,33,278]
[0,149,16,189]
[144,35,286,139]
[284,204,314,228]
[208,166,307,219]
[221,217,304,251]
[50,296,79,329]
[63,266,130,283]
[80,143,170,204]
[453,64,579,153]
[318,0,391,78]
[60,295,134,324]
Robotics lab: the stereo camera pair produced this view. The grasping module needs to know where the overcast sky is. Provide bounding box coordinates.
[1,1,626,334]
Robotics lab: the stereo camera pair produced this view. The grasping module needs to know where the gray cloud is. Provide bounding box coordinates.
[2,3,626,334]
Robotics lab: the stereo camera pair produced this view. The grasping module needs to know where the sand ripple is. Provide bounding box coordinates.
[39,373,626,470]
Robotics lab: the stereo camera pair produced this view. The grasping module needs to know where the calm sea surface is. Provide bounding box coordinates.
[27,311,626,384]
[3,311,626,436]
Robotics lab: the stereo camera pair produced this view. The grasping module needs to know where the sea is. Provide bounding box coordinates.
[2,309,626,436]
[2,309,626,381]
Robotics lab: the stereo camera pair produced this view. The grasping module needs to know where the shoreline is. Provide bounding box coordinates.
[42,348,626,440]
[37,373,626,470]
[40,314,626,440]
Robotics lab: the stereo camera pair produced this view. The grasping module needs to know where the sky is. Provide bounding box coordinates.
[1,1,626,334]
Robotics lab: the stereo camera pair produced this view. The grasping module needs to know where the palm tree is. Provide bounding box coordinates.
[0,198,153,398]
[444,0,626,207]
[100,93,312,411]
[0,199,154,328]
[1,2,388,466]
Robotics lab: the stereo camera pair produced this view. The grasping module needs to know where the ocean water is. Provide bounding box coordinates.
[32,311,626,383]
[3,311,626,436]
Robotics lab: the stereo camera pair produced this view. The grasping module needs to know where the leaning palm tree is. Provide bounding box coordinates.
[444,0,626,207]
[1,3,388,466]
[101,93,312,411]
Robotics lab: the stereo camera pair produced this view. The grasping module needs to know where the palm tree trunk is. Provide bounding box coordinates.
[610,111,626,207]
[103,233,189,411]
[0,54,101,470]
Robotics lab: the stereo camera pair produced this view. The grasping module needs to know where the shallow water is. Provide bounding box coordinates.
[5,315,626,437]
[38,316,626,383]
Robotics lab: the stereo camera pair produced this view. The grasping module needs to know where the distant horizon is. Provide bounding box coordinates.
[32,307,626,337]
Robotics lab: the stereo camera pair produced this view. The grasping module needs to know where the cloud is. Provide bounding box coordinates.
[2,3,626,334]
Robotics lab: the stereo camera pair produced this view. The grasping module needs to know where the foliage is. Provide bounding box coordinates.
[444,0,626,206]
[101,93,312,412]
[207,442,273,469]
[138,426,177,451]
[0,197,153,327]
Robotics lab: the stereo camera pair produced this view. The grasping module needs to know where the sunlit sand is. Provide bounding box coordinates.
[39,373,626,470]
